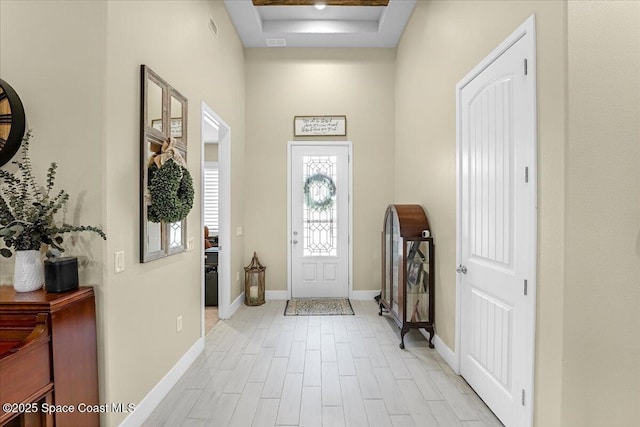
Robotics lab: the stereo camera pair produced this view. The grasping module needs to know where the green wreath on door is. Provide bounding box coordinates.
[303,173,336,211]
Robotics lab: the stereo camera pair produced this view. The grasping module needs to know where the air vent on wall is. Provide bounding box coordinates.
[208,17,218,38]
[266,38,286,47]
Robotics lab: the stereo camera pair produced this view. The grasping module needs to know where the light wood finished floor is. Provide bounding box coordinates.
[144,300,503,427]
[205,306,219,334]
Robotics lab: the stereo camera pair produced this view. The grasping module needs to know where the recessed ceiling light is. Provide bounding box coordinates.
[314,2,327,10]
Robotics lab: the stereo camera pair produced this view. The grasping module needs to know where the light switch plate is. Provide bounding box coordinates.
[236,226,243,236]
[186,237,194,251]
[115,251,125,273]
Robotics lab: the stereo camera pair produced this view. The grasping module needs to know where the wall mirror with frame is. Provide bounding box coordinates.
[140,65,188,262]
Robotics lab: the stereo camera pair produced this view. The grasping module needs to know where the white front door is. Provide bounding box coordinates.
[290,144,350,298]
[457,17,537,427]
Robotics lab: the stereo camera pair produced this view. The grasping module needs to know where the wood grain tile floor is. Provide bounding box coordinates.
[205,307,219,334]
[143,300,503,427]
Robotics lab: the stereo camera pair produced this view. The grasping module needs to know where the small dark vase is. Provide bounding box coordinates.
[44,257,79,293]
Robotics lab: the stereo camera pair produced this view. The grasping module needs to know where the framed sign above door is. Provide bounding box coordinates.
[294,116,346,137]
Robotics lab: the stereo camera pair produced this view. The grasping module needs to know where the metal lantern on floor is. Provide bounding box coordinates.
[244,252,266,306]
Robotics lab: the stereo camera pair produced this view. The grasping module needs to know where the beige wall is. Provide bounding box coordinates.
[0,0,107,286]
[564,1,640,425]
[0,1,110,414]
[244,48,395,293]
[395,1,567,426]
[103,1,245,425]
[1,1,246,426]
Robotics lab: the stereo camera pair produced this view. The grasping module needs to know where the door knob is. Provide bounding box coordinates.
[456,265,467,274]
[293,240,298,244]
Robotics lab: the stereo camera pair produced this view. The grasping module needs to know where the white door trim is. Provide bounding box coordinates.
[200,102,232,331]
[455,14,537,426]
[287,141,353,300]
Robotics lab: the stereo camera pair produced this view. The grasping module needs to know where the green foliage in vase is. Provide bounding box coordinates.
[0,132,106,258]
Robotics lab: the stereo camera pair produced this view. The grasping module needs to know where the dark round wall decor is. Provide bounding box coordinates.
[0,79,26,167]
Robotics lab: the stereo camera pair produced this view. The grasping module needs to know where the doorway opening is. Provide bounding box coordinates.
[201,103,231,338]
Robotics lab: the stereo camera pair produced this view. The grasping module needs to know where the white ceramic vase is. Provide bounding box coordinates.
[14,250,45,292]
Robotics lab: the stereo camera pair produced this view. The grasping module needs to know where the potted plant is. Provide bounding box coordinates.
[0,132,106,292]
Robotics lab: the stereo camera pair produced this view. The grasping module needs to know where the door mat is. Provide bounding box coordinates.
[284,298,355,316]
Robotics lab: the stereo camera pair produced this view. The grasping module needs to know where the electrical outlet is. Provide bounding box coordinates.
[176,315,183,332]
[186,237,194,251]
[115,251,125,273]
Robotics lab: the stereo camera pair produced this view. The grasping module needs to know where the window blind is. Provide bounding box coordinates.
[203,162,219,234]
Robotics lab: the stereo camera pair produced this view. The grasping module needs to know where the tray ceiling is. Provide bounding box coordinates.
[224,0,416,48]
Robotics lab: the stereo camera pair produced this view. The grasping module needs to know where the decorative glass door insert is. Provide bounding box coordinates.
[303,155,338,257]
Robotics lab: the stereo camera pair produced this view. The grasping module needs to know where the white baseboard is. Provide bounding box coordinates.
[120,337,204,427]
[266,290,289,300]
[229,292,244,316]
[418,330,458,373]
[264,290,378,301]
[350,290,380,301]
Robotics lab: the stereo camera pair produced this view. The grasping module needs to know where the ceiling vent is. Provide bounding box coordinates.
[208,17,218,38]
[266,38,286,47]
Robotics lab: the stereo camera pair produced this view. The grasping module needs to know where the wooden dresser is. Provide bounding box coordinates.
[0,286,99,427]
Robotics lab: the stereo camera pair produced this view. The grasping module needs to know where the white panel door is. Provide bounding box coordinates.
[290,144,349,298]
[458,18,536,427]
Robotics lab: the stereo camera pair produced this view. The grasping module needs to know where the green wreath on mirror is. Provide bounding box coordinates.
[303,173,336,211]
[147,159,194,223]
